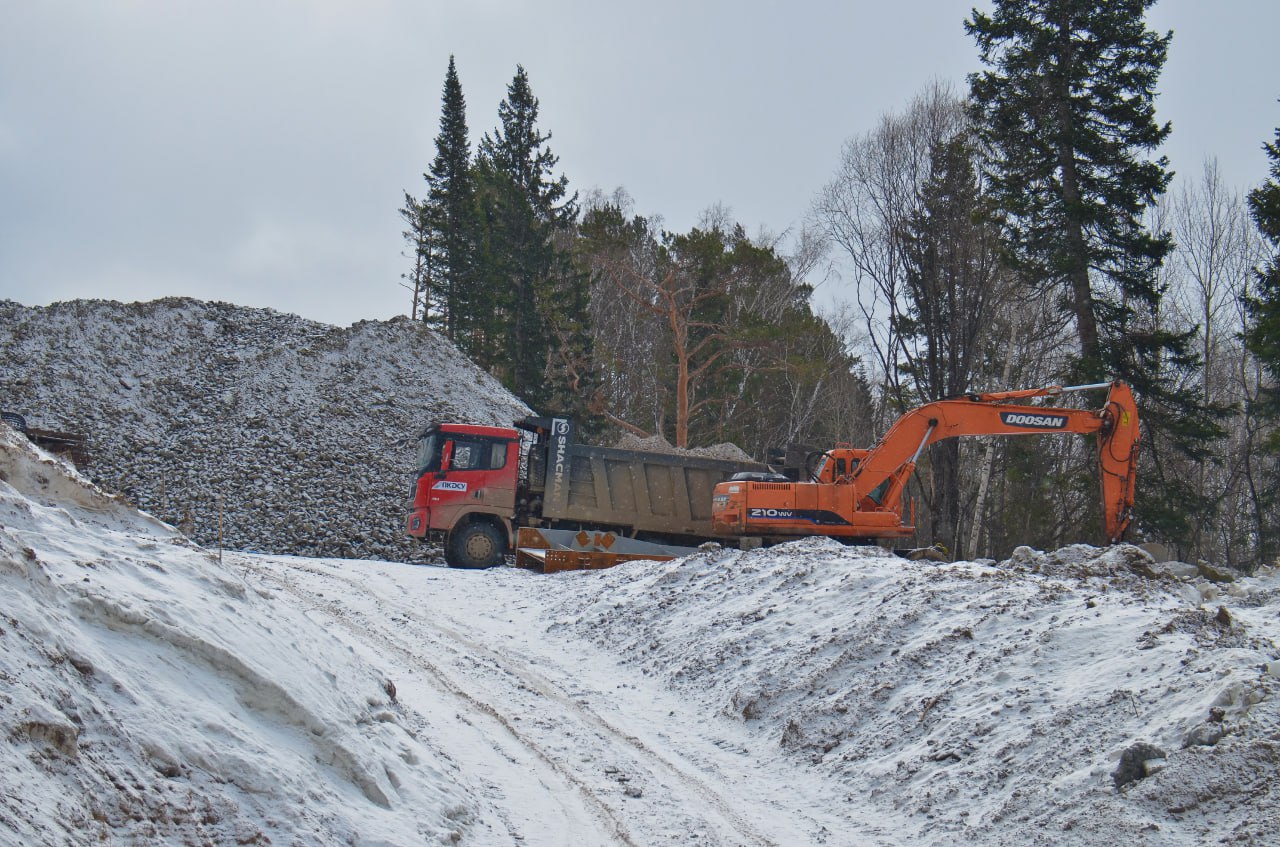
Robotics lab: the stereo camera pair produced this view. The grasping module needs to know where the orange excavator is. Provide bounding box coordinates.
[711,381,1140,545]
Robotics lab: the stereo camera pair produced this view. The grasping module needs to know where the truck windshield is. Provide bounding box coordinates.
[416,432,442,474]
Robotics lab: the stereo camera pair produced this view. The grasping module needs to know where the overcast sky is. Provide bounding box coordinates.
[2,1,1277,327]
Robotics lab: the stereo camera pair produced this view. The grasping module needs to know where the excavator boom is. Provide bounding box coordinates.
[711,381,1141,545]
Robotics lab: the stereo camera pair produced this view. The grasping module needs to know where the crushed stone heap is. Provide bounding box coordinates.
[0,297,529,560]
[612,432,755,462]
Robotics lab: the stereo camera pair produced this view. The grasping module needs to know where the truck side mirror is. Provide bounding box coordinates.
[438,441,453,476]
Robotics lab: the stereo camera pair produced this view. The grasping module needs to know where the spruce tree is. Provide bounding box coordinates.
[479,66,575,222]
[898,135,1005,551]
[474,65,582,411]
[967,0,1223,545]
[966,0,1173,375]
[1243,123,1280,561]
[1246,125,1280,420]
[401,57,477,345]
[424,56,477,346]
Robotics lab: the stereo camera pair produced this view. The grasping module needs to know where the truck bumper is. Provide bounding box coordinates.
[406,508,429,538]
[514,527,699,572]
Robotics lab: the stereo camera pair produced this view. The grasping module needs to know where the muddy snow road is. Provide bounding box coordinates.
[241,555,869,846]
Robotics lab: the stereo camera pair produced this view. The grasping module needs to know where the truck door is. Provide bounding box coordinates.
[426,436,517,531]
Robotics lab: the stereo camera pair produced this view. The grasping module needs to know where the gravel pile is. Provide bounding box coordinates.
[0,298,529,560]
[613,432,756,462]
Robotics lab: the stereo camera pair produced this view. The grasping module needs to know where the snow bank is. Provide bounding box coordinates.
[547,538,1280,845]
[0,427,475,845]
[0,298,530,561]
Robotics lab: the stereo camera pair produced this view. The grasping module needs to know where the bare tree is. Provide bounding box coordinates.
[399,193,433,321]
[1170,160,1261,406]
[813,80,969,422]
[1162,160,1271,565]
[577,190,669,437]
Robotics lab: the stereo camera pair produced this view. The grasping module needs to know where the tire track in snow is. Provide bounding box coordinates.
[422,614,793,846]
[254,557,788,847]
[248,557,638,847]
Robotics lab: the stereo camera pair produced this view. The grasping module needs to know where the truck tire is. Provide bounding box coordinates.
[446,522,505,569]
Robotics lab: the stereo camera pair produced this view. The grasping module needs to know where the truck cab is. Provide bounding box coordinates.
[405,423,521,567]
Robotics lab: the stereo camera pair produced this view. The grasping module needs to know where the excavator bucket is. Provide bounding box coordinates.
[1097,382,1141,543]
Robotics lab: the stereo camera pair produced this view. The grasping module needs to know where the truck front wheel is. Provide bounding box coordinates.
[446,522,506,569]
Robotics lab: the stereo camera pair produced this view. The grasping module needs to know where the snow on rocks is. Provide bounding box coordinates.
[545,538,1280,845]
[0,427,475,845]
[0,297,529,561]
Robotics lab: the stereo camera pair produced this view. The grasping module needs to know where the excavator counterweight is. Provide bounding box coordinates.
[711,381,1141,546]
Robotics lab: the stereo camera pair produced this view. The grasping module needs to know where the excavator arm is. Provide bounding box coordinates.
[712,381,1141,544]
[1095,382,1141,541]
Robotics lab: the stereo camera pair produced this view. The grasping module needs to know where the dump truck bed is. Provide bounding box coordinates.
[543,442,761,539]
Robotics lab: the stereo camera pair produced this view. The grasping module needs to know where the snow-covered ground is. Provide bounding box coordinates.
[0,426,474,845]
[3,423,1278,845]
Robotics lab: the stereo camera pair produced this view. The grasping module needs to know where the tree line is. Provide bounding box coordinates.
[401,59,868,457]
[403,0,1279,570]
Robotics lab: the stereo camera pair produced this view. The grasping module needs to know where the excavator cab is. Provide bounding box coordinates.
[809,447,868,484]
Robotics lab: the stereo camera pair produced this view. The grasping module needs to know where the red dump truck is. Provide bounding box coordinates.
[405,416,764,568]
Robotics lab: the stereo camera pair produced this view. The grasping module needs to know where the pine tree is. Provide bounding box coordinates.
[967,0,1223,545]
[579,199,873,456]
